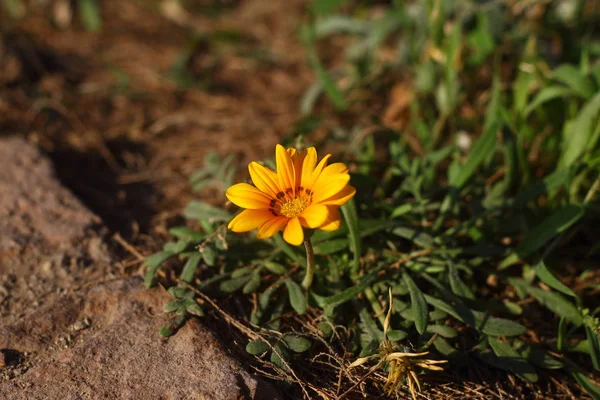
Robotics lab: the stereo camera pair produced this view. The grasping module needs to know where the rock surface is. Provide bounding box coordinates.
[0,136,276,399]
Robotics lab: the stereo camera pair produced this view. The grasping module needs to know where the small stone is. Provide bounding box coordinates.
[70,318,92,332]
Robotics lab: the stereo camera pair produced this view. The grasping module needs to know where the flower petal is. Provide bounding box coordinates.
[276,144,295,193]
[291,148,307,188]
[283,217,304,245]
[305,152,331,190]
[321,162,349,176]
[312,173,351,204]
[226,183,272,209]
[300,147,317,189]
[228,209,274,232]
[249,162,280,199]
[320,185,356,206]
[257,216,288,239]
[319,207,342,231]
[299,204,329,228]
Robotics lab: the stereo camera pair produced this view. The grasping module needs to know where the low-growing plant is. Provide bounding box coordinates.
[146,0,600,398]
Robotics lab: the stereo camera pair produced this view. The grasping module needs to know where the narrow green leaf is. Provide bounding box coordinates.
[403,273,429,335]
[524,86,574,117]
[426,324,458,338]
[552,64,594,99]
[313,238,349,255]
[185,301,204,317]
[528,287,582,325]
[144,251,174,288]
[322,274,375,308]
[164,300,184,313]
[534,261,576,297]
[499,205,583,269]
[270,344,290,371]
[168,226,205,241]
[79,0,102,32]
[560,91,600,168]
[282,335,311,353]
[243,271,262,294]
[341,199,361,273]
[285,279,306,314]
[434,337,458,356]
[585,325,600,370]
[392,227,435,248]
[449,119,499,189]
[219,275,251,293]
[307,50,347,110]
[488,337,539,382]
[448,263,475,299]
[246,339,269,355]
[200,245,217,266]
[262,261,287,275]
[571,371,600,400]
[180,252,202,283]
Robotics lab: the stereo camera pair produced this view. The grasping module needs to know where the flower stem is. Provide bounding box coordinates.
[302,239,315,289]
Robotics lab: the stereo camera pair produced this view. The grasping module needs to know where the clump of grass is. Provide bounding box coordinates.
[146,0,600,398]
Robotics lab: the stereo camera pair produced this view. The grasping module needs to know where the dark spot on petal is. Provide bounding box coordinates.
[269,208,278,216]
[277,192,285,199]
[270,199,277,207]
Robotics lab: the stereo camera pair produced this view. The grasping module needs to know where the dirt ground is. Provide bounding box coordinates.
[0,1,597,399]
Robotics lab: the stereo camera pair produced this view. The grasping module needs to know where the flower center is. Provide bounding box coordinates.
[279,197,309,218]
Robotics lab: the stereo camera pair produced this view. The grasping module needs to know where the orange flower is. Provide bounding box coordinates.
[226,145,355,245]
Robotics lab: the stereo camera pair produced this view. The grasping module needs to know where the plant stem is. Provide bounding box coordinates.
[301,239,315,289]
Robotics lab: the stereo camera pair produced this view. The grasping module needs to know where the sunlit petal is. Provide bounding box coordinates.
[299,204,329,228]
[228,209,274,232]
[305,153,331,190]
[312,173,351,204]
[226,183,272,209]
[257,216,288,239]
[276,144,295,194]
[300,147,317,189]
[249,162,280,198]
[320,185,356,206]
[291,148,307,188]
[283,217,304,245]
[319,207,341,231]
[321,162,349,176]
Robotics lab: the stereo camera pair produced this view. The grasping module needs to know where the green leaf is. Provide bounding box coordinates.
[448,263,475,299]
[434,336,458,356]
[262,261,287,275]
[528,287,582,325]
[310,0,345,15]
[524,86,574,117]
[201,245,217,266]
[180,253,202,283]
[246,339,269,355]
[533,261,576,297]
[282,335,311,353]
[392,227,435,248]
[560,91,600,168]
[426,324,457,338]
[144,251,174,288]
[79,0,102,32]
[499,205,584,269]
[219,275,251,293]
[322,274,376,308]
[403,273,428,335]
[571,371,600,400]
[341,199,361,273]
[585,325,600,370]
[307,49,346,110]
[168,226,205,241]
[185,301,204,317]
[552,64,594,99]
[285,279,306,314]
[184,201,232,222]
[424,295,526,336]
[313,238,349,255]
[488,337,539,382]
[164,299,184,313]
[243,271,262,294]
[270,344,290,371]
[449,117,499,189]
